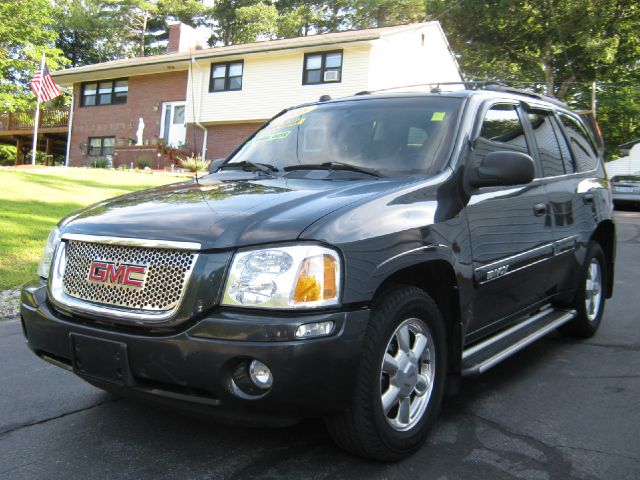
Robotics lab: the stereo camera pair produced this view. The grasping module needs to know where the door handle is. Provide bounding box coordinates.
[533,203,547,216]
[583,193,594,204]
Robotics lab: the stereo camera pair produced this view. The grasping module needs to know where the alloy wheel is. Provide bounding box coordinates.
[585,259,603,322]
[380,318,435,432]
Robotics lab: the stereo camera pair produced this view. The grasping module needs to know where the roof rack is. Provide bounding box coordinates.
[428,81,507,91]
[365,81,568,108]
[481,84,568,108]
[369,81,501,94]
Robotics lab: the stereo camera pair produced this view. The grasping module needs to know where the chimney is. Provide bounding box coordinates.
[167,22,205,54]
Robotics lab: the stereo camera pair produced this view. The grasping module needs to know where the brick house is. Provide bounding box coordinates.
[53,22,462,168]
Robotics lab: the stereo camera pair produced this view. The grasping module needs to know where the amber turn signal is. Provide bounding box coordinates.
[293,254,338,304]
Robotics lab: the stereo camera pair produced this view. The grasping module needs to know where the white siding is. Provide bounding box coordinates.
[185,22,462,125]
[187,45,372,124]
[367,23,462,92]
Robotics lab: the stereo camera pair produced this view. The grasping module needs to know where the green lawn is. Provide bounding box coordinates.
[0,168,183,290]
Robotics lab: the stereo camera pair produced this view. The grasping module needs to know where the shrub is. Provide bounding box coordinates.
[0,147,61,166]
[0,145,16,166]
[92,158,109,168]
[136,157,152,169]
[178,154,210,172]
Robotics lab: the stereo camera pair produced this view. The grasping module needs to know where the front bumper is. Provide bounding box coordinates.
[612,193,640,204]
[20,282,370,424]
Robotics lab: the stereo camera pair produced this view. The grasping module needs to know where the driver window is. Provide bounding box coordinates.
[475,104,530,163]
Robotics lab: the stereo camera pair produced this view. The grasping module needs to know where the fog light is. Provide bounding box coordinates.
[295,321,334,339]
[249,360,273,389]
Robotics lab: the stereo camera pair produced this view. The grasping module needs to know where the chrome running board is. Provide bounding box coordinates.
[461,306,576,376]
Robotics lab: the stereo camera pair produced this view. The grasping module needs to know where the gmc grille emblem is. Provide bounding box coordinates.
[88,260,148,288]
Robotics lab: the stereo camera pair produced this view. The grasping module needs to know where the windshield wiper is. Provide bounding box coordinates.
[219,160,279,175]
[284,162,382,178]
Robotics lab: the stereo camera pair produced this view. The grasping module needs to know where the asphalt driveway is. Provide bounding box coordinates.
[1,210,639,479]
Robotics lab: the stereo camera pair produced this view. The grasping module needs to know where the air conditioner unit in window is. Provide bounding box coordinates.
[324,70,339,82]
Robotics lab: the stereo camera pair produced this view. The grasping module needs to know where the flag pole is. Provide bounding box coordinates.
[64,89,74,167]
[31,53,46,166]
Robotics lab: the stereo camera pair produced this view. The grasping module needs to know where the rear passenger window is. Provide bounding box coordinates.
[476,104,529,162]
[551,117,575,174]
[528,112,565,177]
[558,113,598,172]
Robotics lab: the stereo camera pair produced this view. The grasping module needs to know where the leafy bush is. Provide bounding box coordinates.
[178,154,210,172]
[0,145,16,166]
[92,158,109,168]
[0,146,64,166]
[136,157,152,169]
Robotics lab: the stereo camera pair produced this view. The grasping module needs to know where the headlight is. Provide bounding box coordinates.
[222,245,341,309]
[37,227,61,279]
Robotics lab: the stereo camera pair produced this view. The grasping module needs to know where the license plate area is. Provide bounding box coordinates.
[70,333,132,386]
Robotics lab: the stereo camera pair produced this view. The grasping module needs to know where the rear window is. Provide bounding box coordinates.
[225,97,463,176]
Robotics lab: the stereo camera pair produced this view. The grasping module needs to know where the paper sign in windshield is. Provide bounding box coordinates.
[254,131,291,142]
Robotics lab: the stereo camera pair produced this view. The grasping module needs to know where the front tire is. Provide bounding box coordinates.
[325,286,447,461]
[559,242,607,338]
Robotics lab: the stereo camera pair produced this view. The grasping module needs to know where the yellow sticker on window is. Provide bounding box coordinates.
[271,106,317,127]
[431,112,446,121]
[254,130,291,142]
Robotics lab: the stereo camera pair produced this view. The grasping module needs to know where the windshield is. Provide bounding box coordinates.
[224,97,463,176]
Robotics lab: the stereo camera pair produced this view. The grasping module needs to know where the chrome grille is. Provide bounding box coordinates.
[62,240,196,312]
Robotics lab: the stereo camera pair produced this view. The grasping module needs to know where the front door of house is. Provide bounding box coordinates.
[161,102,186,148]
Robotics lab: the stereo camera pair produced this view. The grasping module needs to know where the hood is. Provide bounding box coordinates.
[60,171,403,250]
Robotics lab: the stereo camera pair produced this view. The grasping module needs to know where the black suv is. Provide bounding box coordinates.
[21,87,615,461]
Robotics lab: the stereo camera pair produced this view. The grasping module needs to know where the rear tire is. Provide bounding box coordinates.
[325,285,447,461]
[559,242,606,338]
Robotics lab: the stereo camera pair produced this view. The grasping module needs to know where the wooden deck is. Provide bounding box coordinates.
[0,108,69,136]
[0,108,70,163]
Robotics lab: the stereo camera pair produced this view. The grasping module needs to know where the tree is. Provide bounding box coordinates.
[432,0,640,155]
[210,0,350,45]
[275,1,323,37]
[235,3,279,43]
[597,84,640,155]
[56,0,208,63]
[433,0,638,99]
[349,0,426,28]
[55,0,125,67]
[208,0,262,46]
[102,0,159,57]
[0,0,68,111]
[146,0,208,55]
[274,0,349,37]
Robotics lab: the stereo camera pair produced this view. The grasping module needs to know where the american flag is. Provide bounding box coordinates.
[30,66,62,102]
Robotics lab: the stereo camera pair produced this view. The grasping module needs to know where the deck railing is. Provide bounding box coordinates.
[0,108,69,131]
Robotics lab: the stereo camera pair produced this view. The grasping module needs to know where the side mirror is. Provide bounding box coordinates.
[466,151,535,189]
[209,158,225,172]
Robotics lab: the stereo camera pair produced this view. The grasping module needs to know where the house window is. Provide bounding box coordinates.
[209,61,243,92]
[303,51,343,85]
[81,79,128,106]
[88,137,115,156]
